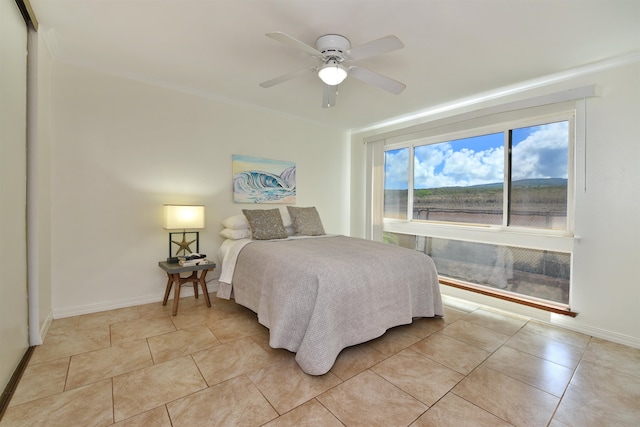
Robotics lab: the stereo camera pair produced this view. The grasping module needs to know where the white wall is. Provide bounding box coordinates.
[0,0,29,390]
[50,62,350,317]
[350,60,640,347]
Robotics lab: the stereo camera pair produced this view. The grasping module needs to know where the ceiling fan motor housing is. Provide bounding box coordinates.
[315,34,351,59]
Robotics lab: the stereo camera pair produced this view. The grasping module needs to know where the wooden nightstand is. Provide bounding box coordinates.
[158,261,216,315]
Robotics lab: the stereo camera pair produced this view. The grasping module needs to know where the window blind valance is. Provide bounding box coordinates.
[363,84,600,146]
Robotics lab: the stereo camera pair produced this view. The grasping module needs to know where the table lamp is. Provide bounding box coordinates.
[163,204,205,260]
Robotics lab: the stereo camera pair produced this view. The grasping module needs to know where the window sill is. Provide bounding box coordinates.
[439,278,578,317]
[384,219,576,252]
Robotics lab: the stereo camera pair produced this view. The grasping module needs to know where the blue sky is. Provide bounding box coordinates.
[385,121,568,189]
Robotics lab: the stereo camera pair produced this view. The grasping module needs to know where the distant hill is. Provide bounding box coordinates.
[418,178,567,191]
[511,178,567,188]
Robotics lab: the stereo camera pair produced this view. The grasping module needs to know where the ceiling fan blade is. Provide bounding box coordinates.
[266,32,323,57]
[259,67,316,88]
[348,66,406,95]
[322,84,337,108]
[346,35,404,61]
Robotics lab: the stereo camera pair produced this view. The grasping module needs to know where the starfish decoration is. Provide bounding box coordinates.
[171,232,197,256]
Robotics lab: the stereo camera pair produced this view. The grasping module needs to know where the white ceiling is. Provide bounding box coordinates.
[29,0,640,131]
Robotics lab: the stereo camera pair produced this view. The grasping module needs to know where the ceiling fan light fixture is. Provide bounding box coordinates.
[318,60,348,86]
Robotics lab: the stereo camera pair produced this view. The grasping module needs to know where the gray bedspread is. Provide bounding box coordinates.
[230,235,443,375]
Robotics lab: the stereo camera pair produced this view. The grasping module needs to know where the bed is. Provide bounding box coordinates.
[216,207,443,375]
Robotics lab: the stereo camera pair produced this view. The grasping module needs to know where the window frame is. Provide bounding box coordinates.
[382,110,576,254]
[366,87,599,313]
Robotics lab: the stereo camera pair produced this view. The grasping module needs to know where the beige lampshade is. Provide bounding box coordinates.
[163,205,205,230]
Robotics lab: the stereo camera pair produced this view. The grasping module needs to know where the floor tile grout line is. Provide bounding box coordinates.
[468,319,577,396]
[245,373,283,420]
[189,353,210,388]
[309,397,344,427]
[449,390,514,426]
[520,323,591,353]
[146,336,157,365]
[439,329,498,351]
[62,356,71,393]
[110,377,115,425]
[366,361,447,423]
[546,366,581,427]
[479,363,563,400]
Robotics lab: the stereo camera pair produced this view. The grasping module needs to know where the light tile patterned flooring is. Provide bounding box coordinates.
[3,292,640,426]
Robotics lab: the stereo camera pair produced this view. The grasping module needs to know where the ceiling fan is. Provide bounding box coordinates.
[259,32,406,108]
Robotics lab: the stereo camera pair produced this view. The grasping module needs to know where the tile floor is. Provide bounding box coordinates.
[2,292,640,426]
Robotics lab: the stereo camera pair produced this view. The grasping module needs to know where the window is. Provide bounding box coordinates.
[510,122,569,229]
[412,132,505,225]
[386,232,571,306]
[384,148,409,220]
[380,111,575,312]
[385,119,571,230]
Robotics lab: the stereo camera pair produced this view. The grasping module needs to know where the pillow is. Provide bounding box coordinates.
[242,208,288,240]
[222,214,250,230]
[219,228,251,240]
[287,206,326,236]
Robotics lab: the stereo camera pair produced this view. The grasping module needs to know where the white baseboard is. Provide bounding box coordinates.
[441,288,640,350]
[550,314,640,349]
[39,311,53,341]
[53,281,220,319]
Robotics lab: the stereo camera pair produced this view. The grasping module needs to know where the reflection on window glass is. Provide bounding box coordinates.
[384,148,409,219]
[417,236,571,305]
[413,133,504,225]
[383,231,415,249]
[510,121,568,229]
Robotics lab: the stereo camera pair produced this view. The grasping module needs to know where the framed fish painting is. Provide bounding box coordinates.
[232,155,296,204]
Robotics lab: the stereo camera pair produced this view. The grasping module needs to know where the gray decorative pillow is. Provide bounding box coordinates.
[242,209,288,240]
[287,206,326,236]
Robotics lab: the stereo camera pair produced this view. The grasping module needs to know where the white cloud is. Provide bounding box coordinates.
[414,144,453,187]
[442,146,504,185]
[512,122,568,180]
[414,143,504,188]
[384,148,409,189]
[385,122,568,189]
